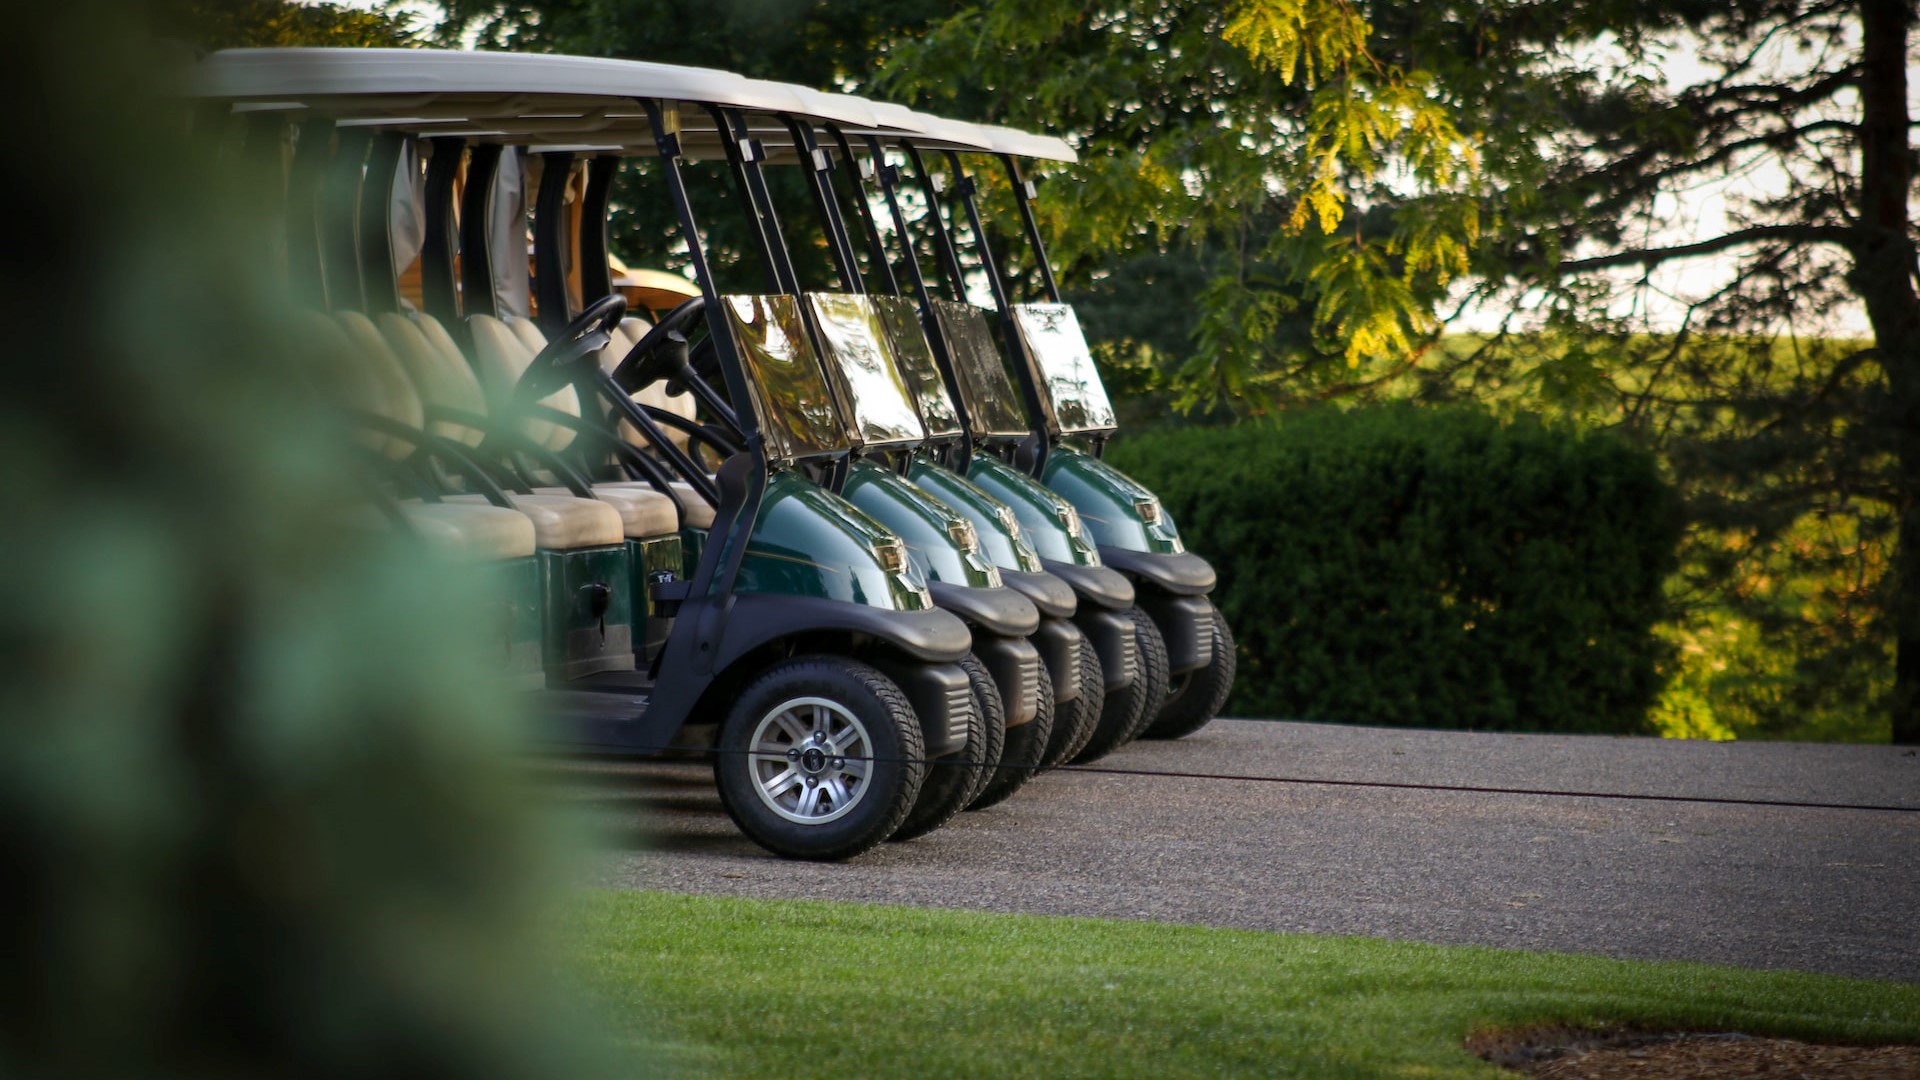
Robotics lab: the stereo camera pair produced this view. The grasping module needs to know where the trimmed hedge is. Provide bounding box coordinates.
[1106,406,1680,733]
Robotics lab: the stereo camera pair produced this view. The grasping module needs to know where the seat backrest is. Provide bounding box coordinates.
[289,312,403,458]
[333,311,427,459]
[376,312,489,448]
[466,313,582,452]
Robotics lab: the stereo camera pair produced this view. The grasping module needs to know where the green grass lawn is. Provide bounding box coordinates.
[572,890,1920,1078]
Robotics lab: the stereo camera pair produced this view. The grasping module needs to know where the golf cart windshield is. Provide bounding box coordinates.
[1009,303,1116,435]
[871,296,962,439]
[931,299,1028,440]
[807,294,927,450]
[723,294,851,460]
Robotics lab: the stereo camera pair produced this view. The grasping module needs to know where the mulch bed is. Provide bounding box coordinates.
[1467,1026,1920,1079]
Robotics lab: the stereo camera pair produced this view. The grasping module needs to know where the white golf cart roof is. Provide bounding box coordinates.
[191,48,895,148]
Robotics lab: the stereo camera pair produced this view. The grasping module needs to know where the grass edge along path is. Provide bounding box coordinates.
[571,890,1920,1079]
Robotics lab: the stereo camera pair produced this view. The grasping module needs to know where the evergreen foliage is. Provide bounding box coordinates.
[0,2,610,1075]
[1108,408,1681,732]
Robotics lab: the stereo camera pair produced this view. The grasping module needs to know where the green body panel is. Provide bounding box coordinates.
[1041,447,1185,555]
[633,535,684,616]
[710,469,933,610]
[482,554,543,689]
[907,455,1044,573]
[843,459,1001,589]
[539,544,637,679]
[680,526,706,578]
[966,455,1103,567]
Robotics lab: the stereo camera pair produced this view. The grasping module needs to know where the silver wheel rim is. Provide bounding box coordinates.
[746,696,873,825]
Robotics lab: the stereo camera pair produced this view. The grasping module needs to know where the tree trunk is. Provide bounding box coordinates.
[1853,0,1920,743]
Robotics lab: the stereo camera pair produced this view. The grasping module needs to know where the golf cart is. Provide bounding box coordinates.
[878,119,1237,744]
[191,47,981,859]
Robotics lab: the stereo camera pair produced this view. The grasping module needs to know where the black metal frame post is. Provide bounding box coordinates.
[860,135,981,470]
[580,155,618,302]
[284,119,335,309]
[704,105,793,295]
[828,128,900,296]
[902,146,971,303]
[318,126,373,311]
[358,133,407,315]
[534,150,577,335]
[421,137,464,324]
[782,117,863,292]
[643,98,766,612]
[1003,154,1064,303]
[457,143,504,320]
[918,145,1053,468]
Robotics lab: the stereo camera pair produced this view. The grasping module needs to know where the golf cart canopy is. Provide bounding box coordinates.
[191,48,895,156]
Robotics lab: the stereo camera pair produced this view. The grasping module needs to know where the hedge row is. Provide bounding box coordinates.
[1106,406,1681,733]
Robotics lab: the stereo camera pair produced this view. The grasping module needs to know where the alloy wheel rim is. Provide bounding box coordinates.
[746,696,873,825]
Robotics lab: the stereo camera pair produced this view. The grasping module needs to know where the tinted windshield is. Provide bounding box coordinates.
[1008,303,1116,435]
[931,299,1029,440]
[872,296,962,440]
[807,293,926,450]
[722,294,848,460]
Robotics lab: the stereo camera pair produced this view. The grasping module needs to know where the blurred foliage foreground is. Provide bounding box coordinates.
[0,3,615,1077]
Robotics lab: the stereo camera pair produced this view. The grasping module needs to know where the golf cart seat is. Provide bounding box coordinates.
[466,314,585,451]
[401,500,538,561]
[329,311,627,552]
[598,480,716,529]
[530,483,677,538]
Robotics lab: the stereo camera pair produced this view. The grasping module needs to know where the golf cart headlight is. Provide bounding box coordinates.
[995,505,1022,540]
[1056,504,1082,537]
[1134,497,1162,525]
[946,518,979,554]
[872,538,908,575]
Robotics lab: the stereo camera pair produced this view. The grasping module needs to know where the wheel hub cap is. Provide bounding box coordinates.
[746,697,873,826]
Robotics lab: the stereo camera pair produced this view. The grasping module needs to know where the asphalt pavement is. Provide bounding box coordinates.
[572,719,1920,984]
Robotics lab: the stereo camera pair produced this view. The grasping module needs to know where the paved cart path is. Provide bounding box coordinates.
[574,720,1920,984]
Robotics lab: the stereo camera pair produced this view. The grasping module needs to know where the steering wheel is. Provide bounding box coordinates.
[513,293,627,401]
[611,294,707,394]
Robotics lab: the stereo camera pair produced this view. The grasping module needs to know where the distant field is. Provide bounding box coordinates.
[573,890,1920,1078]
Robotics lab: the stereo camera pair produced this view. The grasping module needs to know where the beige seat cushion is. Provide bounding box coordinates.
[600,480,715,529]
[533,485,678,538]
[397,501,537,561]
[333,311,427,459]
[466,314,583,452]
[376,313,489,447]
[447,492,623,550]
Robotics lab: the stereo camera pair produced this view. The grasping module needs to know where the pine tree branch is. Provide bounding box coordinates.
[1558,224,1854,273]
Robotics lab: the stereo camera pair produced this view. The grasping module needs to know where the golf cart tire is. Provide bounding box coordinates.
[891,660,988,842]
[967,659,1054,811]
[1143,606,1236,740]
[955,652,1007,808]
[1070,608,1168,764]
[1042,629,1106,768]
[713,655,925,861]
[1117,606,1172,745]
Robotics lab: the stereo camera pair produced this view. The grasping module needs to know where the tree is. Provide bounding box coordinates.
[882,0,1918,742]
[1390,0,1918,742]
[157,0,419,49]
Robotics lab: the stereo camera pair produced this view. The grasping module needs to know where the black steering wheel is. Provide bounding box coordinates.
[513,293,628,401]
[611,295,707,394]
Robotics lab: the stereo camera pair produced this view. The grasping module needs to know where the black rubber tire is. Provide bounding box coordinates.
[967,660,1054,811]
[890,658,989,842]
[712,655,924,861]
[1116,605,1171,745]
[956,653,1006,808]
[1041,630,1105,768]
[1070,607,1170,764]
[1142,605,1236,740]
